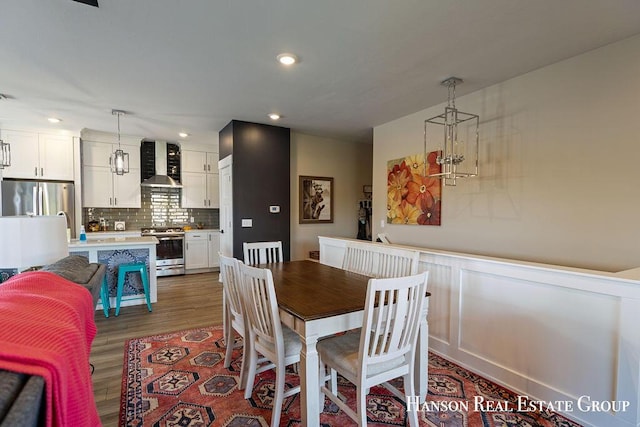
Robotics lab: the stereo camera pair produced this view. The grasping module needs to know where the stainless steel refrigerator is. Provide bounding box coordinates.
[1,180,76,237]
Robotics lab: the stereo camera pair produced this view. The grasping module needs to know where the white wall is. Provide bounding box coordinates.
[373,34,640,272]
[290,132,372,260]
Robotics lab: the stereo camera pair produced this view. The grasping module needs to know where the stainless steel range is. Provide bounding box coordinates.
[141,227,185,277]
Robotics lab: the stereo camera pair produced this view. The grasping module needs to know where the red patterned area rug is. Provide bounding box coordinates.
[120,326,581,427]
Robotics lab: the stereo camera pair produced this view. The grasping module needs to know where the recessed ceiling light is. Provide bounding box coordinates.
[48,117,61,123]
[277,53,298,66]
[179,132,189,138]
[268,113,281,120]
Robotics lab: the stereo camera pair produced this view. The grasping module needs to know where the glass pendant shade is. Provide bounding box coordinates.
[0,139,10,168]
[112,148,129,175]
[424,77,479,186]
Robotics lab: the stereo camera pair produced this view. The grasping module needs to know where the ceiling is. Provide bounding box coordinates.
[1,1,639,144]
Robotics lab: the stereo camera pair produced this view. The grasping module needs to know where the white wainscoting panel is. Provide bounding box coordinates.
[458,269,619,402]
[419,261,452,346]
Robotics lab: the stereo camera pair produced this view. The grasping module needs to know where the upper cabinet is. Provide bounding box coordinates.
[182,150,218,174]
[0,129,74,181]
[82,140,141,208]
[181,149,219,208]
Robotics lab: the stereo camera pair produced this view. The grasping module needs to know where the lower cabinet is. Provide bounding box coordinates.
[185,230,220,272]
[208,231,220,268]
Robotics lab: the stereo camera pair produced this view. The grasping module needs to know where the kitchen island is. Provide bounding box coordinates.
[69,236,158,312]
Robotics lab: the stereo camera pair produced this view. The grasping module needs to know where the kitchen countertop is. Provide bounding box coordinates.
[86,230,141,237]
[184,228,220,232]
[69,236,158,248]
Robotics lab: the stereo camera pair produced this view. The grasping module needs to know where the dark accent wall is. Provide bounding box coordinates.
[219,120,290,260]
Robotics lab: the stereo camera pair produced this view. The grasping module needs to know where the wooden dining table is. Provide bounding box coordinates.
[263,260,430,427]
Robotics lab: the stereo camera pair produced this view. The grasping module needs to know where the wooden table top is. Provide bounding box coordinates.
[263,260,371,321]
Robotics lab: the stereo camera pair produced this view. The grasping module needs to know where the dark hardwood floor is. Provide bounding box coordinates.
[90,272,223,427]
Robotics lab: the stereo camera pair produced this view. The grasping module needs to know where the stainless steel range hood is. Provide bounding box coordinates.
[141,141,182,188]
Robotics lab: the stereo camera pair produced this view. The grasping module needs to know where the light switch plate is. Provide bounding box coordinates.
[241,218,253,227]
[269,205,280,213]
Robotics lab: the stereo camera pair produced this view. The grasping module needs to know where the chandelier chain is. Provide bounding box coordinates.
[448,80,456,108]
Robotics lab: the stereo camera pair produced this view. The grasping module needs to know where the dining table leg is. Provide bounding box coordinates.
[299,332,320,427]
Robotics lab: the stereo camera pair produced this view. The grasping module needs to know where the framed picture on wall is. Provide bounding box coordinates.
[299,176,334,223]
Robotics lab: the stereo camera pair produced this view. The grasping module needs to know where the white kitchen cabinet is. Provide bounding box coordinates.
[180,172,207,208]
[82,166,113,207]
[0,129,74,180]
[82,140,141,208]
[181,149,219,208]
[185,231,210,269]
[207,172,220,208]
[82,140,114,167]
[182,150,208,173]
[182,150,217,173]
[207,231,220,267]
[185,230,220,271]
[111,168,142,207]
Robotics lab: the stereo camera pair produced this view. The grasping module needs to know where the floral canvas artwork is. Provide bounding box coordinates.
[387,151,442,225]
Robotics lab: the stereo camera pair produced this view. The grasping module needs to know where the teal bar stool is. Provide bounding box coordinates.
[115,262,152,316]
[100,274,111,318]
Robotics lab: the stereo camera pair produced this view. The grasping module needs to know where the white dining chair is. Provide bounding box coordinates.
[243,241,284,265]
[342,241,419,278]
[220,254,274,390]
[240,263,301,427]
[376,247,420,278]
[317,271,429,427]
[342,244,374,276]
[219,254,250,389]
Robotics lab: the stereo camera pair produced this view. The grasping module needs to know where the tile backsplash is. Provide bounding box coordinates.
[82,187,219,230]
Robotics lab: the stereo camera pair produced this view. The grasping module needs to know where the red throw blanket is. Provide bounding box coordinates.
[0,271,101,427]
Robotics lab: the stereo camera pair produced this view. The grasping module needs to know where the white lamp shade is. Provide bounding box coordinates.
[0,215,69,270]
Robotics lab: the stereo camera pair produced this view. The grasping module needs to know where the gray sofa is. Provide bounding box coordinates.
[0,255,106,427]
[40,255,106,308]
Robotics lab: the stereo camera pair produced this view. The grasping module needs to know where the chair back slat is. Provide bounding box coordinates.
[360,272,428,368]
[343,241,419,278]
[243,241,284,265]
[219,254,244,322]
[240,263,283,359]
[342,245,374,276]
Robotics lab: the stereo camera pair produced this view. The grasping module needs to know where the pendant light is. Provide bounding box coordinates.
[0,139,10,169]
[424,77,479,186]
[110,109,129,175]
[0,92,11,168]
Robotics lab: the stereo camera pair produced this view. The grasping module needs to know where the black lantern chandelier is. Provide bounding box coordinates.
[110,109,130,175]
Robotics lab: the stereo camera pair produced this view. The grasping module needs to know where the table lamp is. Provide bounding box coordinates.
[0,215,69,282]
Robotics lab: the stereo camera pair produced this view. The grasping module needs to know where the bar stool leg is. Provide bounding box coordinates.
[140,265,152,312]
[115,267,126,316]
[100,275,110,318]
